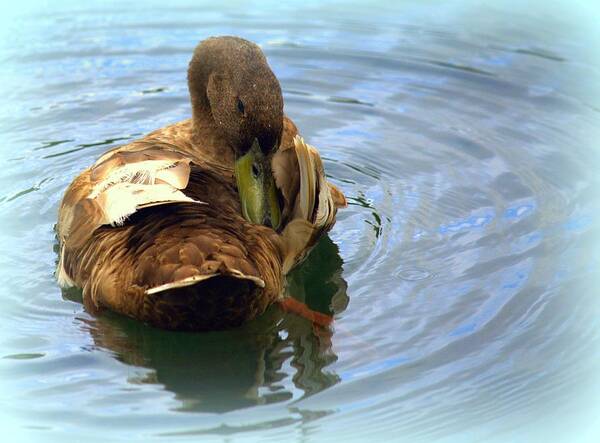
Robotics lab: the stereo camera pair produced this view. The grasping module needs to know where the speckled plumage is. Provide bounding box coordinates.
[56,37,346,331]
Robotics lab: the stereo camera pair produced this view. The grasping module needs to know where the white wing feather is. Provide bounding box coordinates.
[293,136,316,222]
[89,157,202,226]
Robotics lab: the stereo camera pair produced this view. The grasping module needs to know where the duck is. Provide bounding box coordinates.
[56,36,346,331]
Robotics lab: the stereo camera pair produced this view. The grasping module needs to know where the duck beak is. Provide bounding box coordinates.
[234,139,282,230]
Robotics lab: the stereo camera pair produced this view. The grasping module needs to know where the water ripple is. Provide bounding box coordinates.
[1,1,599,442]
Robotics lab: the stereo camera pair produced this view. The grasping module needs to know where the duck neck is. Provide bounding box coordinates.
[189,90,236,167]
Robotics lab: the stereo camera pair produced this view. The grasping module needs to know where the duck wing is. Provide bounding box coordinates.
[57,142,283,330]
[57,143,200,249]
[272,120,347,273]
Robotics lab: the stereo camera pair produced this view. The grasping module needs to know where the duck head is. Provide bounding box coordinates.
[188,36,283,231]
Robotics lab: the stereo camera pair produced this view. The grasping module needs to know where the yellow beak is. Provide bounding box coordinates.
[234,139,281,231]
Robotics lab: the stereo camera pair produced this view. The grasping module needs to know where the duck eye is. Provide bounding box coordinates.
[251,163,260,178]
[237,99,245,114]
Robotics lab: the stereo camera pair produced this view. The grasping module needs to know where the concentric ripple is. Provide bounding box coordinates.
[1,1,599,442]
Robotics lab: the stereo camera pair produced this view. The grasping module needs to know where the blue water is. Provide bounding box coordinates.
[1,1,600,442]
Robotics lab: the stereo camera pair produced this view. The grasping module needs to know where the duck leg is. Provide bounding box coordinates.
[277,297,333,328]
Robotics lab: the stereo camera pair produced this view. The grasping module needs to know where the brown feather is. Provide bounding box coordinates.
[56,37,345,331]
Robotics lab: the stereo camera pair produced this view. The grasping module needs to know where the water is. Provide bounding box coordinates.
[1,1,599,442]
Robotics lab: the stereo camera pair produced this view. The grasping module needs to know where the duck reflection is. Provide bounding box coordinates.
[67,236,347,413]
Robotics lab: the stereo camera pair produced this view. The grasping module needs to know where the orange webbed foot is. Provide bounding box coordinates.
[277,297,333,328]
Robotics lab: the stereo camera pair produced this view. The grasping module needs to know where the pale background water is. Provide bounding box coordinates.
[0,1,599,442]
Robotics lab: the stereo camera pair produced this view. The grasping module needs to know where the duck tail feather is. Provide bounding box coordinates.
[145,271,265,295]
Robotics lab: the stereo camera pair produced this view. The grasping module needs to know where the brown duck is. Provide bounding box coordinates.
[56,36,346,331]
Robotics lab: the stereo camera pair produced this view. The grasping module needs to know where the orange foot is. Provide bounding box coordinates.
[277,297,333,328]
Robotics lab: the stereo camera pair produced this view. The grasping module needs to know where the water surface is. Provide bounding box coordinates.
[1,1,600,442]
